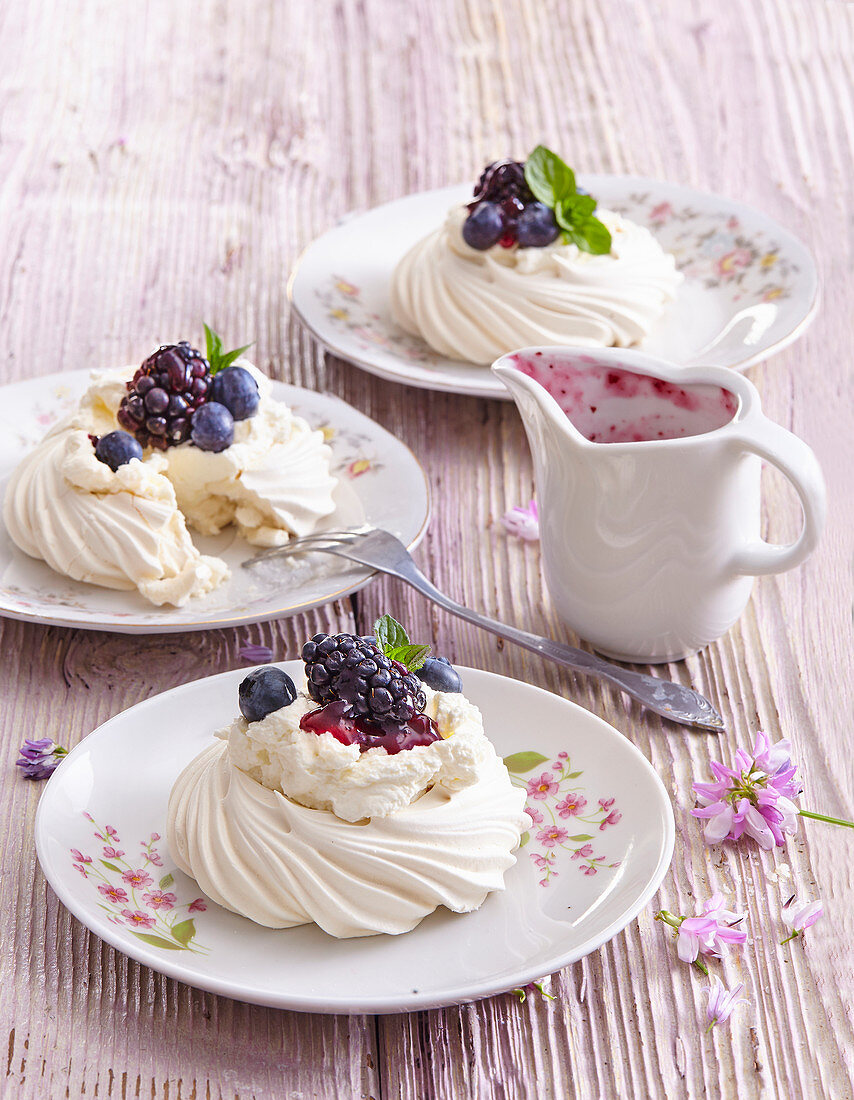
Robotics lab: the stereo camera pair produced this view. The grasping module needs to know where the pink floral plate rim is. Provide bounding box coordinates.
[288,176,818,399]
[34,663,675,1014]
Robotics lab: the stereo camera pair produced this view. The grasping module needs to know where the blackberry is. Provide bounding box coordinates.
[472,160,535,206]
[302,632,427,725]
[468,159,537,249]
[117,341,212,451]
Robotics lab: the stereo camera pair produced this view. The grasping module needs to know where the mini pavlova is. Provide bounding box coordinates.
[167,616,530,938]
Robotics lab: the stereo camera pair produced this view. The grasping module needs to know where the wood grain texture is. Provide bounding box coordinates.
[0,0,852,1096]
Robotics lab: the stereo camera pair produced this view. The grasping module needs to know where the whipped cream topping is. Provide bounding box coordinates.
[2,423,227,606]
[165,365,337,547]
[167,687,529,937]
[390,205,683,363]
[3,361,337,604]
[223,685,495,822]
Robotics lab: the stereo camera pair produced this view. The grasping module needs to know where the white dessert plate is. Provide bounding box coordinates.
[0,371,429,633]
[35,662,674,1014]
[289,178,818,399]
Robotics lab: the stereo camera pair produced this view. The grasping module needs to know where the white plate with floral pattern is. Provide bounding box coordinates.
[0,371,429,633]
[35,662,674,1014]
[289,178,818,399]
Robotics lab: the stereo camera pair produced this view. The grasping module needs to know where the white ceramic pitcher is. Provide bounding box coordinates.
[493,347,826,663]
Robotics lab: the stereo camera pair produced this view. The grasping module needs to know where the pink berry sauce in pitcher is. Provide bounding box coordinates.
[510,352,738,443]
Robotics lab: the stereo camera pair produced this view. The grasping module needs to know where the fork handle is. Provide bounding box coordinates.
[389,556,722,729]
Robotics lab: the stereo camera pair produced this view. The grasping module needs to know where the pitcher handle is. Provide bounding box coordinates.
[729,417,826,576]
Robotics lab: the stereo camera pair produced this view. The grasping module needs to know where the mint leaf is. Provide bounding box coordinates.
[577,217,612,255]
[524,145,576,207]
[556,192,597,221]
[204,323,222,365]
[373,614,410,654]
[386,643,431,672]
[558,213,612,256]
[503,751,549,773]
[203,323,254,375]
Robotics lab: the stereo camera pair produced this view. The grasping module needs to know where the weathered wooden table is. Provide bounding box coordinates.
[1,0,852,1096]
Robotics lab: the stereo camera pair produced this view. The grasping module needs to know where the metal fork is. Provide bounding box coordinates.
[245,527,725,731]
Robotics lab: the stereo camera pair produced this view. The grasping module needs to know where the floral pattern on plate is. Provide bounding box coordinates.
[70,814,208,953]
[505,750,622,886]
[609,192,800,301]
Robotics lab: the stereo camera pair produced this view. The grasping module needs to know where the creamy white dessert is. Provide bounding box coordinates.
[3,355,337,606]
[391,205,683,364]
[3,423,227,606]
[167,671,529,938]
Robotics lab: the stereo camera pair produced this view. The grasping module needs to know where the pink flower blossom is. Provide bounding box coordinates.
[692,730,801,850]
[501,500,539,541]
[558,752,568,759]
[556,794,587,818]
[649,201,673,224]
[571,844,594,860]
[70,849,91,864]
[188,898,207,913]
[527,773,559,801]
[705,976,747,1030]
[581,865,598,875]
[598,798,615,810]
[142,890,176,911]
[103,846,125,859]
[121,909,155,929]
[781,896,823,943]
[239,644,273,664]
[715,247,752,278]
[675,892,748,964]
[121,869,153,889]
[105,825,119,839]
[150,833,160,842]
[146,851,164,867]
[600,810,622,830]
[537,825,568,848]
[98,884,129,904]
[73,864,89,878]
[525,806,544,824]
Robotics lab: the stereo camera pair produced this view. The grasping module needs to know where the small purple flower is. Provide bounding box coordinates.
[705,976,747,1031]
[672,892,748,964]
[692,730,802,850]
[239,643,274,664]
[501,500,539,541]
[16,738,68,779]
[781,895,824,943]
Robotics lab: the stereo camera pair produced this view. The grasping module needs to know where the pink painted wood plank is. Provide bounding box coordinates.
[0,0,851,1096]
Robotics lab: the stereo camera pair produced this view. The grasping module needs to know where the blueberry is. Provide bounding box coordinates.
[191,401,234,452]
[94,430,144,471]
[209,366,260,421]
[239,667,298,723]
[462,202,504,250]
[417,656,463,693]
[516,203,560,248]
